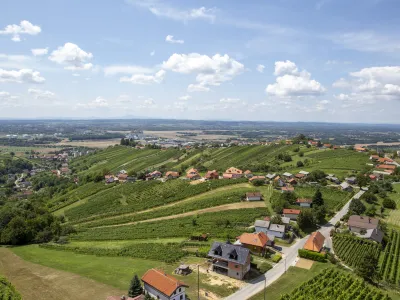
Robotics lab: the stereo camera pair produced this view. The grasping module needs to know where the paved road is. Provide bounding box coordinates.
[225,194,357,300]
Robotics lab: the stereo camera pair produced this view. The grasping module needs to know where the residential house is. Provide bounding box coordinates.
[282,172,293,180]
[208,242,251,280]
[274,176,285,187]
[244,170,253,178]
[126,176,136,183]
[205,170,219,180]
[165,171,180,179]
[118,169,127,175]
[283,208,301,220]
[288,178,297,185]
[105,175,115,184]
[118,173,128,182]
[299,170,310,176]
[369,174,378,181]
[249,176,265,183]
[303,231,325,252]
[296,198,312,208]
[323,143,332,148]
[223,167,243,179]
[326,175,340,184]
[141,269,188,300]
[295,173,306,180]
[266,173,276,180]
[245,192,262,201]
[370,155,379,161]
[376,164,396,171]
[186,168,201,180]
[254,220,270,234]
[149,170,162,179]
[345,177,357,184]
[340,182,353,192]
[235,232,273,254]
[358,228,384,243]
[267,224,285,238]
[348,215,379,233]
[355,147,367,152]
[281,186,294,193]
[281,217,290,225]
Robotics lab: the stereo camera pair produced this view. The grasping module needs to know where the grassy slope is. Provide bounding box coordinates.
[387,185,400,228]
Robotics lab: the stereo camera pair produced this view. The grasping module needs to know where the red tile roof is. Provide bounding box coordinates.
[205,170,219,178]
[281,186,294,192]
[377,164,396,170]
[296,198,312,204]
[225,167,243,175]
[187,168,199,174]
[303,231,325,252]
[141,269,188,297]
[283,209,301,215]
[295,173,305,178]
[249,176,265,181]
[165,171,179,177]
[238,232,269,248]
[244,170,252,175]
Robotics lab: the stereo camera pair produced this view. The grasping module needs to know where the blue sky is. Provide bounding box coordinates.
[1,0,400,122]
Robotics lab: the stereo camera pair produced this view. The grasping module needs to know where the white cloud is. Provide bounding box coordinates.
[163,53,244,92]
[0,91,19,107]
[0,68,45,83]
[0,20,41,42]
[179,95,191,101]
[220,98,240,103]
[28,88,56,100]
[128,0,216,22]
[120,70,166,84]
[77,96,109,109]
[104,65,153,76]
[0,53,30,62]
[256,64,265,73]
[166,35,184,44]
[49,43,93,70]
[31,48,48,56]
[266,60,325,97]
[72,73,80,77]
[150,50,155,56]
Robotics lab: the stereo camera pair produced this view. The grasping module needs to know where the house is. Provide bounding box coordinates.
[326,175,340,184]
[370,155,379,161]
[296,198,312,208]
[345,177,357,184]
[266,173,276,180]
[323,143,332,148]
[299,170,310,176]
[283,208,301,220]
[223,167,243,179]
[208,242,251,280]
[340,182,353,192]
[141,269,188,300]
[295,173,306,180]
[249,176,265,183]
[274,176,285,187]
[118,169,127,175]
[303,231,325,252]
[348,215,379,234]
[245,192,262,201]
[254,220,270,234]
[281,217,290,225]
[267,224,285,238]
[165,171,180,179]
[281,186,294,193]
[205,170,219,180]
[105,176,115,184]
[369,174,378,181]
[126,176,136,183]
[118,173,128,182]
[282,172,293,179]
[357,228,384,243]
[236,232,273,254]
[376,164,396,171]
[186,168,200,180]
[244,170,253,178]
[288,178,297,185]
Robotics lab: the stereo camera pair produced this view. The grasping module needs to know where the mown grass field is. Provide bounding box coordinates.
[387,185,400,227]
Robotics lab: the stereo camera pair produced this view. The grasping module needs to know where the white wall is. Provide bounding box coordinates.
[144,283,186,300]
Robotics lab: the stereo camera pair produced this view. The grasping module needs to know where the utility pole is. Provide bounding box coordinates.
[264,275,267,300]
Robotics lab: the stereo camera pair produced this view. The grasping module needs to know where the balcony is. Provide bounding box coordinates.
[213,260,228,269]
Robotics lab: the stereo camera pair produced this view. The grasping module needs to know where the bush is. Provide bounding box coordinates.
[297,161,304,167]
[298,249,327,262]
[382,197,396,209]
[258,262,273,273]
[272,253,282,263]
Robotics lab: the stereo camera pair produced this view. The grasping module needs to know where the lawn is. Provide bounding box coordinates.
[387,184,400,227]
[68,238,187,248]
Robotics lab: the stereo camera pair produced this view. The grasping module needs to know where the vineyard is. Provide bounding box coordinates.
[379,229,400,285]
[65,178,248,223]
[295,186,351,211]
[279,268,391,300]
[332,234,381,268]
[71,208,268,241]
[305,149,369,171]
[0,276,22,300]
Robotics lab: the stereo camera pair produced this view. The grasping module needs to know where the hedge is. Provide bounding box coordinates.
[298,249,327,262]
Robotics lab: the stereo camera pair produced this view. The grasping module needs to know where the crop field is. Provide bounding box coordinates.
[0,276,22,300]
[305,149,370,171]
[71,208,269,241]
[380,230,400,285]
[278,268,391,300]
[332,234,381,268]
[64,178,248,223]
[387,185,400,227]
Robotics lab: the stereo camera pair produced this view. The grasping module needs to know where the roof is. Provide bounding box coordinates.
[249,176,265,181]
[225,167,243,174]
[150,170,161,175]
[165,171,179,177]
[340,182,350,189]
[289,178,297,183]
[244,170,252,174]
[238,232,269,248]
[281,186,294,192]
[377,164,396,170]
[246,192,262,198]
[295,173,305,178]
[187,168,199,174]
[299,171,309,175]
[283,172,293,177]
[283,208,301,215]
[205,170,218,177]
[266,173,276,179]
[296,198,312,204]
[361,228,384,243]
[268,224,285,233]
[141,269,188,297]
[281,217,290,224]
[208,242,250,265]
[118,174,128,179]
[187,173,200,179]
[369,175,377,179]
[304,231,325,252]
[348,215,379,230]
[254,220,270,228]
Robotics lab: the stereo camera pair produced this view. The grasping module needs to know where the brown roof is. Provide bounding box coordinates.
[238,232,269,248]
[283,209,301,215]
[141,269,188,297]
[205,170,219,178]
[377,164,396,170]
[281,186,294,192]
[187,168,199,174]
[295,173,305,178]
[304,231,325,252]
[249,176,265,181]
[225,167,243,175]
[244,170,252,174]
[296,198,312,204]
[246,192,262,198]
[165,171,179,177]
[118,174,128,179]
[187,173,200,179]
[223,173,234,179]
[348,215,379,230]
[274,176,281,181]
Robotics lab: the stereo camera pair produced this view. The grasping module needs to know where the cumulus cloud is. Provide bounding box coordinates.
[0,20,41,42]
[28,88,55,100]
[179,95,191,101]
[166,35,184,44]
[163,53,244,92]
[0,91,19,107]
[0,68,45,83]
[256,64,265,73]
[266,60,325,97]
[31,48,48,56]
[120,70,166,85]
[49,43,93,70]
[77,96,109,109]
[220,98,240,103]
[104,65,153,76]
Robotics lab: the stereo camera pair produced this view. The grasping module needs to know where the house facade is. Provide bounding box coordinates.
[283,208,301,220]
[223,167,243,179]
[267,224,285,238]
[348,215,379,234]
[205,170,219,180]
[304,231,325,252]
[141,269,188,300]
[165,171,180,179]
[246,192,262,201]
[254,220,270,234]
[296,198,312,208]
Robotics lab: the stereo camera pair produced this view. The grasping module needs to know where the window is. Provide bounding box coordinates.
[157,296,160,299]
[179,288,181,292]
[235,264,238,268]
[237,272,239,276]
[180,295,183,300]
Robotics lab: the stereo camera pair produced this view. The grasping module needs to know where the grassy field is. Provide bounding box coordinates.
[387,185,400,227]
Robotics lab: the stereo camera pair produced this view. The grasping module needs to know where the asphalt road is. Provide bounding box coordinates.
[225,194,357,300]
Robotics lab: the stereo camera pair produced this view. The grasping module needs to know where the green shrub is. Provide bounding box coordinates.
[272,253,282,263]
[258,262,273,273]
[298,249,327,262]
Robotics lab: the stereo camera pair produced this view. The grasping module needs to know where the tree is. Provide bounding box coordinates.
[271,215,283,225]
[296,161,304,167]
[299,151,304,157]
[312,189,324,206]
[297,209,316,230]
[128,274,143,298]
[356,252,380,282]
[313,205,326,224]
[362,192,377,204]
[349,198,366,215]
[144,293,153,300]
[356,174,370,188]
[252,179,264,186]
[382,197,396,209]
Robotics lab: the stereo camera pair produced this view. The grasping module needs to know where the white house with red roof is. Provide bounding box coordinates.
[141,269,188,300]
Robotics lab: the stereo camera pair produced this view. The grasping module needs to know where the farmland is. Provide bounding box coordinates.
[380,229,400,286]
[332,234,381,268]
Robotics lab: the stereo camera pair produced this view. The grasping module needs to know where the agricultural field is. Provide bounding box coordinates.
[278,268,391,300]
[0,275,22,300]
[379,229,400,286]
[387,185,400,228]
[332,234,381,268]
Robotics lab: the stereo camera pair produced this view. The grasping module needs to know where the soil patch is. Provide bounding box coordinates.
[295,258,314,270]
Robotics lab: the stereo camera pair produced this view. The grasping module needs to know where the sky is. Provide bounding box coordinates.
[1,0,400,123]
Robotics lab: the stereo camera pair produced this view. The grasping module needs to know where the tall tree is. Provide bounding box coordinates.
[356,252,380,282]
[128,274,143,298]
[312,189,324,206]
[297,209,316,230]
[349,198,366,215]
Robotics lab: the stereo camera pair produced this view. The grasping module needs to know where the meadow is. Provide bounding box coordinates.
[387,185,400,228]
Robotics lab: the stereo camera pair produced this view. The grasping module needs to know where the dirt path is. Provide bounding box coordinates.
[0,248,124,300]
[92,201,266,229]
[76,183,252,226]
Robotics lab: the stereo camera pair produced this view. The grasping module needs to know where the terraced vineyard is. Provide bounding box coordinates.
[71,208,269,241]
[379,229,400,285]
[332,234,381,268]
[305,149,370,171]
[279,268,391,300]
[0,276,22,300]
